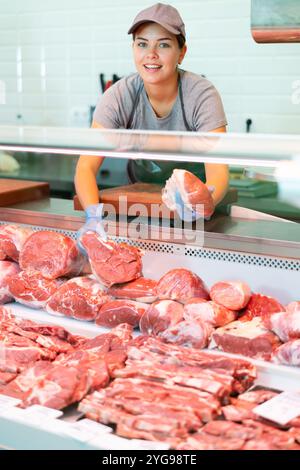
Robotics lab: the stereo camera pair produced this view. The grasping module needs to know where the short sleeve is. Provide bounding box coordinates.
[93,85,122,129]
[193,81,227,132]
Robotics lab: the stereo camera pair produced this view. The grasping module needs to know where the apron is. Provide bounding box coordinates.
[126,71,206,185]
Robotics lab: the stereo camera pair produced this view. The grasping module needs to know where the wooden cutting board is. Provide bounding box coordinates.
[0,179,50,206]
[73,183,237,218]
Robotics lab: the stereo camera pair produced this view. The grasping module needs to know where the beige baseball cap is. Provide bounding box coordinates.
[128,3,186,39]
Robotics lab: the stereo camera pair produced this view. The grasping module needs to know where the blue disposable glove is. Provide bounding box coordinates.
[77,203,107,253]
[174,186,215,222]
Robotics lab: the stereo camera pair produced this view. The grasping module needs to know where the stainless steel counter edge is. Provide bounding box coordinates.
[1,199,299,259]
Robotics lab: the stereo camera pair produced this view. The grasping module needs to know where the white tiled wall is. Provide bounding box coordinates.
[0,0,299,133]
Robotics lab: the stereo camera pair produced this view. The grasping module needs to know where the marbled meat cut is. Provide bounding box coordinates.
[263,310,300,342]
[211,317,281,359]
[0,224,33,262]
[0,260,20,304]
[46,276,110,321]
[108,277,157,303]
[272,340,300,366]
[96,299,148,328]
[240,293,284,321]
[19,230,85,279]
[160,319,214,349]
[7,270,61,309]
[210,281,251,310]
[162,169,215,219]
[183,298,237,327]
[80,231,142,287]
[156,268,209,303]
[139,300,184,336]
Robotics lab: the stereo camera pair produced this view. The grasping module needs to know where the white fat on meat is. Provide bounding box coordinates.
[139,300,184,336]
[183,299,237,327]
[266,310,300,342]
[272,339,300,366]
[0,261,20,304]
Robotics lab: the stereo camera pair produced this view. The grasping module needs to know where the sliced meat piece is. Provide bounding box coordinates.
[156,268,209,303]
[80,231,142,287]
[0,260,20,304]
[183,298,237,327]
[139,300,184,336]
[240,293,284,321]
[0,370,17,385]
[0,224,33,262]
[19,230,84,279]
[160,319,213,349]
[108,277,157,303]
[210,281,251,310]
[271,339,300,366]
[263,310,300,342]
[211,317,281,359]
[162,169,215,219]
[46,276,110,321]
[7,270,61,308]
[96,299,148,328]
[238,389,279,404]
[176,432,245,450]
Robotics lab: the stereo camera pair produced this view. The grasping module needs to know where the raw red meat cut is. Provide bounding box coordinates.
[210,281,251,310]
[46,276,110,321]
[0,224,33,262]
[139,300,184,336]
[263,310,300,342]
[211,317,281,359]
[156,268,209,303]
[286,301,300,313]
[160,319,213,349]
[272,340,300,366]
[7,270,61,308]
[96,299,148,328]
[240,293,284,321]
[19,230,85,279]
[183,299,237,327]
[0,261,20,304]
[80,231,142,287]
[162,169,215,219]
[108,277,157,303]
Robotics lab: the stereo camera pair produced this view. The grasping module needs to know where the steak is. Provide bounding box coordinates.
[46,275,110,320]
[7,270,61,308]
[96,299,148,328]
[162,169,215,219]
[0,260,20,304]
[156,268,209,303]
[183,298,237,327]
[160,319,213,349]
[19,230,85,279]
[210,281,251,310]
[139,300,184,336]
[80,231,142,287]
[211,317,281,359]
[108,277,158,303]
[0,224,33,262]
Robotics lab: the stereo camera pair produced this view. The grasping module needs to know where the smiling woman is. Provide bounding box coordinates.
[75,3,229,237]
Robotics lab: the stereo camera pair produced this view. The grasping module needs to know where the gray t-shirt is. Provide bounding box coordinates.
[93,69,227,132]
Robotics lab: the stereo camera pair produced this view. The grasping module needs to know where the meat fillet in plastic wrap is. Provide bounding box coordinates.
[139,300,184,336]
[183,298,237,327]
[96,299,148,328]
[156,268,209,303]
[19,230,84,279]
[160,319,214,349]
[162,169,214,219]
[108,277,157,303]
[46,275,110,321]
[263,309,300,342]
[240,293,284,321]
[210,281,251,310]
[7,270,61,308]
[0,224,33,262]
[210,317,281,359]
[80,231,142,287]
[0,260,20,304]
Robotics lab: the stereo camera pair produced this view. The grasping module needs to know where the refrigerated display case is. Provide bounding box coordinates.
[0,126,299,450]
